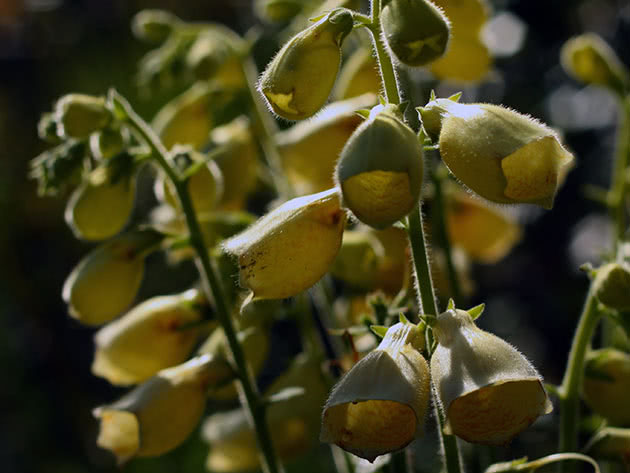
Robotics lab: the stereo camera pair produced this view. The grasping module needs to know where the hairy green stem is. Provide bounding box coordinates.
[558,291,601,471]
[111,91,283,473]
[364,2,462,472]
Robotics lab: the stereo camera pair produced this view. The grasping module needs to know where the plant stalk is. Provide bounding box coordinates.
[364,3,463,473]
[111,91,283,473]
[558,291,601,471]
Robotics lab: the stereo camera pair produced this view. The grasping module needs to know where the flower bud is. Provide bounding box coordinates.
[153,82,221,150]
[321,322,429,462]
[65,157,136,241]
[259,8,354,120]
[224,188,345,300]
[94,355,229,464]
[446,190,521,263]
[62,230,163,326]
[593,263,630,311]
[334,48,382,100]
[419,98,574,208]
[54,94,111,139]
[336,103,424,228]
[431,309,552,445]
[30,140,86,196]
[204,354,328,472]
[209,117,260,210]
[197,325,269,401]
[382,0,450,67]
[561,34,629,95]
[582,348,630,426]
[276,94,377,195]
[431,0,488,37]
[132,9,180,44]
[37,112,61,143]
[92,289,210,386]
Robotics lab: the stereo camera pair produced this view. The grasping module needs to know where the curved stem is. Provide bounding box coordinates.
[558,291,601,471]
[111,91,283,473]
[369,0,400,104]
[407,208,439,317]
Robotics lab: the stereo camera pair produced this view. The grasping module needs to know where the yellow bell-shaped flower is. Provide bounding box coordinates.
[446,190,521,263]
[419,98,574,208]
[431,309,552,445]
[259,8,354,120]
[276,93,377,195]
[321,322,430,462]
[429,0,491,83]
[561,33,629,95]
[336,103,424,228]
[223,188,346,300]
[94,355,231,464]
[62,230,163,326]
[65,158,136,241]
[210,117,260,210]
[91,289,210,386]
[582,348,630,426]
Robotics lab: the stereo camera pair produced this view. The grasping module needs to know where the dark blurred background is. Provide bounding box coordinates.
[1,0,629,472]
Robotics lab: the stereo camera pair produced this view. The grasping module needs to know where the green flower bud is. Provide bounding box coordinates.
[92,289,210,386]
[29,140,86,196]
[62,230,163,326]
[431,0,488,37]
[593,262,630,311]
[259,8,354,120]
[209,117,260,210]
[334,48,382,100]
[321,322,429,462]
[561,33,629,95]
[582,348,630,426]
[54,94,111,139]
[336,103,424,228]
[65,156,136,241]
[276,93,377,195]
[224,188,346,300]
[131,9,180,44]
[382,0,451,67]
[431,309,552,445]
[94,355,230,464]
[419,98,574,208]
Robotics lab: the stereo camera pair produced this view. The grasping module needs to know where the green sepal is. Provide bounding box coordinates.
[370,325,389,339]
[467,303,485,320]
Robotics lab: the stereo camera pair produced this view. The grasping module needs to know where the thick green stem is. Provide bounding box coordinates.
[364,3,462,472]
[558,291,601,471]
[112,91,283,473]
